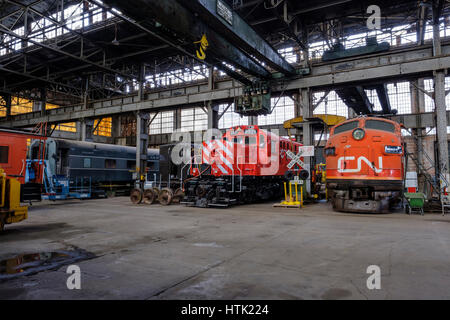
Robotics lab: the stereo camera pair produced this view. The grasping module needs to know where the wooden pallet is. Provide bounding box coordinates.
[273,203,302,209]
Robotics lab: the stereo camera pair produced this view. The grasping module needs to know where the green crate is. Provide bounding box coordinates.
[404,193,426,208]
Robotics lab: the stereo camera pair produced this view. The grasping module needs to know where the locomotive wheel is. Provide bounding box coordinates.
[0,216,5,232]
[152,188,161,198]
[159,188,174,206]
[195,185,207,197]
[130,189,143,204]
[143,189,156,205]
[172,188,185,203]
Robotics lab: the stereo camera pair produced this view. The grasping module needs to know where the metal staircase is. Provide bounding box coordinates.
[405,129,450,215]
[405,129,440,197]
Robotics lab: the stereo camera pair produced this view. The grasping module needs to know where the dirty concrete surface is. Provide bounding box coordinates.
[1,197,449,300]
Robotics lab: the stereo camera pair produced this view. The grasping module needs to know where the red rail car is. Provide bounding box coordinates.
[325,117,404,213]
[183,125,304,207]
[0,128,47,201]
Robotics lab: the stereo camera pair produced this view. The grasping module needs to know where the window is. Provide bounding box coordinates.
[258,96,295,126]
[365,120,395,133]
[0,146,9,163]
[313,91,349,118]
[271,141,277,154]
[83,158,91,168]
[181,108,208,132]
[147,161,158,171]
[245,137,257,145]
[105,159,116,169]
[218,103,248,129]
[94,118,112,137]
[333,121,359,135]
[259,135,266,148]
[424,77,450,112]
[150,111,174,134]
[387,82,411,114]
[233,137,243,144]
[127,160,136,170]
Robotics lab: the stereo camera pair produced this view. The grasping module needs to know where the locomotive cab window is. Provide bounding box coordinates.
[365,120,395,133]
[259,135,266,148]
[0,146,9,164]
[245,136,257,145]
[333,121,359,135]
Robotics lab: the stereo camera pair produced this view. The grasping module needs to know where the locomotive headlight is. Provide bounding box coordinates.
[352,128,365,141]
[385,146,403,154]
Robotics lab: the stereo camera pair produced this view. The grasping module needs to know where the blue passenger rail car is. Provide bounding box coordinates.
[29,138,160,197]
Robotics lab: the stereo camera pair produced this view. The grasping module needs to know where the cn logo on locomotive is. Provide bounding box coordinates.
[337,156,383,174]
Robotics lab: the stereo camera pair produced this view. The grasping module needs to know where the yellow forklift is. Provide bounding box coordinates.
[0,169,28,232]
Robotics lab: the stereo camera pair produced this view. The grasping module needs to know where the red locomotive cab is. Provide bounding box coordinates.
[0,133,28,184]
[0,130,47,185]
[186,125,305,207]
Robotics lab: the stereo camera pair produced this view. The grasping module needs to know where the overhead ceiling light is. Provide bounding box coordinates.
[112,24,120,46]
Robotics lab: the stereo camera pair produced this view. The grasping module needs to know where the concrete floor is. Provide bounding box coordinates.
[1,197,450,300]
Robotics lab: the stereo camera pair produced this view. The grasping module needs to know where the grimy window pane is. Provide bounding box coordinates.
[0,146,9,164]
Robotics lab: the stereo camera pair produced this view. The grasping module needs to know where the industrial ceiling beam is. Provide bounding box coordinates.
[186,0,296,75]
[98,0,271,81]
[335,86,373,115]
[374,84,392,114]
[0,65,81,92]
[5,0,106,54]
[269,1,308,51]
[0,24,137,81]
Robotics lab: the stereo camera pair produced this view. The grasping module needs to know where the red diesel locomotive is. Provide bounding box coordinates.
[0,128,47,201]
[183,125,305,207]
[325,117,405,213]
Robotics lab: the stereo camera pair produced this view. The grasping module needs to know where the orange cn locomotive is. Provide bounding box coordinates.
[183,125,305,207]
[325,117,404,213]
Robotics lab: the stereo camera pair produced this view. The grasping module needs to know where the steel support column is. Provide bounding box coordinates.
[83,77,89,110]
[435,71,448,181]
[432,6,449,186]
[40,88,47,117]
[112,115,122,144]
[300,88,312,194]
[410,79,426,193]
[2,93,12,120]
[136,112,149,189]
[248,116,258,126]
[207,66,218,129]
[80,119,95,142]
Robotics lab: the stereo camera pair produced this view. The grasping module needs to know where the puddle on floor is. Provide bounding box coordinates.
[0,249,95,281]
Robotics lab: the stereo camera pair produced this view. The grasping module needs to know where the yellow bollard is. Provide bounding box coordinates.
[284,182,288,203]
[300,186,304,208]
[294,182,300,206]
[289,183,293,203]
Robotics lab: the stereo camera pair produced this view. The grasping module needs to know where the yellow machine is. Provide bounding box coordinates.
[0,169,28,232]
[312,163,327,200]
[283,114,347,138]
